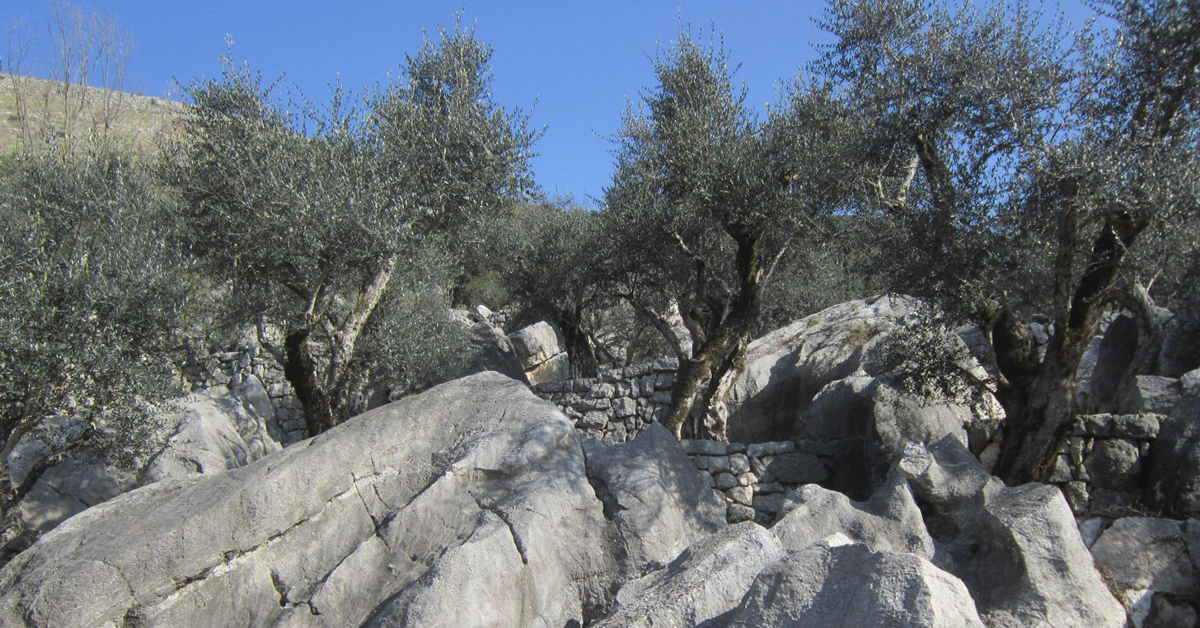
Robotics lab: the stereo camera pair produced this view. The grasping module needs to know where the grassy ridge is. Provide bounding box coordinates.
[0,72,183,154]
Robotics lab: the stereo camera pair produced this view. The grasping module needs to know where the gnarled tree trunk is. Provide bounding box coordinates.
[664,231,763,439]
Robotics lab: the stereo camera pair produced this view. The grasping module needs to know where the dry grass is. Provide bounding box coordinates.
[0,72,183,155]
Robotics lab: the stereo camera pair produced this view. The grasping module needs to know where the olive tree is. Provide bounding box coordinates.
[604,32,858,439]
[0,146,190,559]
[164,24,537,434]
[483,202,610,378]
[818,0,1200,483]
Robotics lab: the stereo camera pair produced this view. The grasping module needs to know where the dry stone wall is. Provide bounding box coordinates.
[681,439,827,525]
[533,359,831,525]
[189,345,310,444]
[531,358,679,443]
[1049,413,1162,518]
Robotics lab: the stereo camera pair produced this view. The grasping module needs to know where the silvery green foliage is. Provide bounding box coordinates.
[878,304,992,407]
[163,22,537,423]
[0,148,188,468]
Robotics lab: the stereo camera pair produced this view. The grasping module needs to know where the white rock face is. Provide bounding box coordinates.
[0,368,1152,627]
[773,477,934,558]
[140,378,284,485]
[593,523,785,627]
[14,377,284,538]
[508,321,571,384]
[895,437,1126,628]
[718,295,1003,499]
[718,542,985,628]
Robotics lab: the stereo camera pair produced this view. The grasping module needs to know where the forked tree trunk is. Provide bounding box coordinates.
[993,209,1146,484]
[664,232,763,439]
[284,256,398,436]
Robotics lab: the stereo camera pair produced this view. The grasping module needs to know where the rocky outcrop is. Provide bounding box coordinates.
[720,295,920,443]
[11,377,286,540]
[449,308,529,384]
[895,437,1126,628]
[1091,517,1199,627]
[714,541,984,628]
[0,369,1155,627]
[509,321,570,385]
[1146,368,1200,518]
[0,373,615,627]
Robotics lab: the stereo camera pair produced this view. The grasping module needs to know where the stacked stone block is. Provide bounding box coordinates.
[193,345,310,445]
[532,358,679,444]
[681,439,828,525]
[1048,413,1162,517]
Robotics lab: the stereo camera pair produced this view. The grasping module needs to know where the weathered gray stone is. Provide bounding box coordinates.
[715,473,738,490]
[726,486,753,507]
[728,453,750,474]
[1121,375,1183,415]
[583,422,727,572]
[727,505,755,523]
[579,411,608,431]
[719,542,985,628]
[449,309,528,384]
[611,398,637,419]
[593,524,784,628]
[0,373,617,628]
[1075,413,1113,436]
[772,477,934,558]
[719,296,918,443]
[508,320,564,369]
[1084,439,1142,493]
[1112,414,1162,440]
[1145,595,1197,628]
[1063,481,1090,514]
[525,351,570,385]
[1145,369,1200,518]
[762,452,827,485]
[680,439,726,456]
[1092,517,1195,598]
[804,373,991,499]
[895,439,1126,628]
[746,441,795,457]
[1088,314,1140,412]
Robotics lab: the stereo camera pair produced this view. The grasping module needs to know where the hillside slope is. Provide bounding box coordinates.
[0,72,182,154]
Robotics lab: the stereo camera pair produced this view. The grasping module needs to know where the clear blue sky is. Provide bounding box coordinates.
[1,1,1098,206]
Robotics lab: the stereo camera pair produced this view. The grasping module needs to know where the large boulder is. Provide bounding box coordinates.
[593,523,784,627]
[509,321,570,385]
[449,309,529,384]
[894,437,1126,628]
[803,373,994,498]
[721,295,919,443]
[1091,517,1197,626]
[583,422,727,573]
[1145,368,1200,518]
[14,377,284,539]
[772,476,934,558]
[140,378,284,485]
[714,541,985,628]
[0,373,616,628]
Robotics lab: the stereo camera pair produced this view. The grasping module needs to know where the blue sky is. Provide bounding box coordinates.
[2,1,1098,206]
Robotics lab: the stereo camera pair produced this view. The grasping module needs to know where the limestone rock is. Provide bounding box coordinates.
[720,295,918,443]
[1120,375,1183,415]
[583,422,727,573]
[773,476,934,558]
[594,523,784,627]
[805,374,987,498]
[1092,517,1196,598]
[716,542,985,628]
[140,379,284,485]
[895,438,1126,628]
[0,373,615,628]
[509,321,564,370]
[1145,369,1200,518]
[450,309,528,384]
